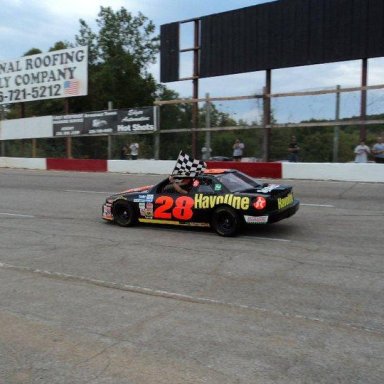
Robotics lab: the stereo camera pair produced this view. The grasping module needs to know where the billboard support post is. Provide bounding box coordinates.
[360,58,368,141]
[64,98,72,159]
[262,70,272,162]
[191,19,200,158]
[333,85,341,162]
[204,93,211,160]
[32,138,37,158]
[107,101,113,159]
[0,106,4,157]
[107,136,112,159]
[154,104,160,160]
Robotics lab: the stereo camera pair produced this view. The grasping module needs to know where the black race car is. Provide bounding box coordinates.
[102,169,299,236]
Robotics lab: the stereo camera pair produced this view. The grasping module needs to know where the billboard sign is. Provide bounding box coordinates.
[117,107,156,133]
[53,114,85,137]
[0,46,88,105]
[84,110,118,135]
[53,107,156,137]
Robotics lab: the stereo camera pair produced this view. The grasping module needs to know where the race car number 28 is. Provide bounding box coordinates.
[154,196,194,220]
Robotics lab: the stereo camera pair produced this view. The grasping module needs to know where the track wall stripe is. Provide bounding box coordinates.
[46,158,107,172]
[206,161,282,178]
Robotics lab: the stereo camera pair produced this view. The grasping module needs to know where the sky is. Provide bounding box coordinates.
[1,0,384,123]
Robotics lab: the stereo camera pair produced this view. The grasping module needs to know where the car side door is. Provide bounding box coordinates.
[152,183,196,222]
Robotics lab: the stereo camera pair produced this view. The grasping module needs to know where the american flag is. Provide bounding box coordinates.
[171,151,207,177]
[64,80,80,95]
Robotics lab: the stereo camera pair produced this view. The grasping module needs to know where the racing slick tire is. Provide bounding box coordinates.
[113,201,138,227]
[211,206,242,237]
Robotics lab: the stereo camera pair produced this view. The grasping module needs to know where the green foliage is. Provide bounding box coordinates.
[32,138,66,158]
[74,6,159,111]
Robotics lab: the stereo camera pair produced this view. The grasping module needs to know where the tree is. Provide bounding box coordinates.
[74,6,160,112]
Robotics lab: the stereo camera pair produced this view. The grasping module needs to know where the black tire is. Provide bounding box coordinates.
[211,206,242,237]
[113,201,138,227]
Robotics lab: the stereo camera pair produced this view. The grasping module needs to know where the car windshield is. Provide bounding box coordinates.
[216,172,260,193]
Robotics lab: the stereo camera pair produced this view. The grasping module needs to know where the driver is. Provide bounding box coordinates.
[164,176,193,195]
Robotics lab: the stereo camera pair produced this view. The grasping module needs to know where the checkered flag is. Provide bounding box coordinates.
[171,151,207,177]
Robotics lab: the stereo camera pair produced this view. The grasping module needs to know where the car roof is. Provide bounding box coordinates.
[203,169,233,175]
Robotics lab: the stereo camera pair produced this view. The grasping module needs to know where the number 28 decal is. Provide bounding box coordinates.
[154,196,194,220]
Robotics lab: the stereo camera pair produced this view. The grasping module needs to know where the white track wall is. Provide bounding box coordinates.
[0,157,46,170]
[1,157,384,183]
[107,160,175,175]
[282,162,384,183]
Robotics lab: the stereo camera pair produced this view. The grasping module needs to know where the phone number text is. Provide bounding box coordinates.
[0,85,62,103]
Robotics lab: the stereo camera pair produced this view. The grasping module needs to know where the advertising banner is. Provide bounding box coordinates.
[117,107,156,133]
[53,114,85,137]
[53,107,155,137]
[83,110,118,135]
[0,46,88,105]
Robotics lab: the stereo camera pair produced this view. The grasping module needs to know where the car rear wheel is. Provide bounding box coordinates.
[211,206,241,237]
[113,201,138,227]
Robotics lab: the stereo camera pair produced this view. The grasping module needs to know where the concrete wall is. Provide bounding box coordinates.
[0,157,383,183]
[108,159,175,175]
[282,162,384,183]
[0,157,46,170]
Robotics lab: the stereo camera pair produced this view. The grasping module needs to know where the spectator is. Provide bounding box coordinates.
[354,140,370,163]
[232,139,245,162]
[201,146,212,161]
[129,142,139,160]
[120,144,129,160]
[288,135,300,162]
[371,136,384,163]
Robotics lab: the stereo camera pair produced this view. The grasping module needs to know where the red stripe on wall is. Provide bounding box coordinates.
[46,158,108,172]
[206,161,282,178]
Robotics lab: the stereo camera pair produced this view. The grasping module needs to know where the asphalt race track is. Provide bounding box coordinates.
[0,169,383,384]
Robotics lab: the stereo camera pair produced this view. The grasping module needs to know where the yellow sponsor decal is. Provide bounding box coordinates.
[194,194,250,210]
[277,193,294,210]
[139,218,210,227]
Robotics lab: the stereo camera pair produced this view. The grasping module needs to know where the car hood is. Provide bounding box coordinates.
[107,184,154,200]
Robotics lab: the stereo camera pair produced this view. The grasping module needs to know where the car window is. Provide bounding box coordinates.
[197,184,215,194]
[216,172,258,192]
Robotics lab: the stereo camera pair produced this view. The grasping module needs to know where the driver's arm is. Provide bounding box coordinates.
[168,176,188,195]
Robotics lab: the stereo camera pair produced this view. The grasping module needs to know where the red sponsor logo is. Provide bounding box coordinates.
[253,196,267,210]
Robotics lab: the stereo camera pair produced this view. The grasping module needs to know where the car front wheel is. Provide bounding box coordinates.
[113,201,138,227]
[211,206,241,236]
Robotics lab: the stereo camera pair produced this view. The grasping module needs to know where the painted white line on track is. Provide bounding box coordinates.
[244,236,291,242]
[0,261,380,336]
[0,212,35,218]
